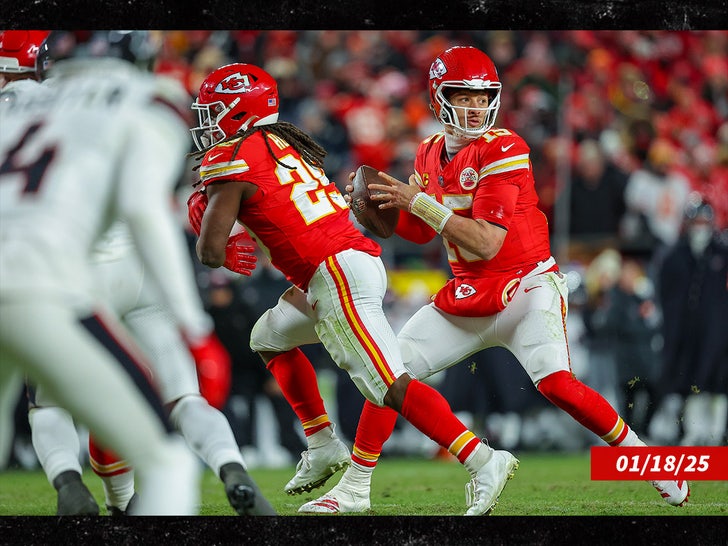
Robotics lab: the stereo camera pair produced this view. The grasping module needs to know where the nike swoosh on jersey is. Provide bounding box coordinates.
[208,152,225,161]
[524,285,541,293]
[501,143,515,152]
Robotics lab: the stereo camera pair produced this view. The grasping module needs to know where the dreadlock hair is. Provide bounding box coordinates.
[189,121,327,172]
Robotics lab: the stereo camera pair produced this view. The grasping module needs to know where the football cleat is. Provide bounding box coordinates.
[298,485,371,514]
[220,462,277,515]
[54,471,100,516]
[284,439,350,496]
[464,448,519,516]
[106,492,138,516]
[650,479,690,507]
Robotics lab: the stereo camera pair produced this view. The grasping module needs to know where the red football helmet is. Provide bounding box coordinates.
[0,30,50,75]
[191,63,279,151]
[428,46,502,138]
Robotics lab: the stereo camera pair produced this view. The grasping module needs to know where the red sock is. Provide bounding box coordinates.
[351,400,399,469]
[88,435,131,477]
[537,370,628,445]
[266,348,331,437]
[400,379,480,463]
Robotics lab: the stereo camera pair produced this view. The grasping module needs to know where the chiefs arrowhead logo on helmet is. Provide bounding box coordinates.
[215,72,252,93]
[429,57,447,80]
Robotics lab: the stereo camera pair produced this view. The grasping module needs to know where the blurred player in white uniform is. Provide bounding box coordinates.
[0,30,208,515]
[31,218,274,516]
[6,31,275,516]
[0,29,50,470]
[29,219,273,516]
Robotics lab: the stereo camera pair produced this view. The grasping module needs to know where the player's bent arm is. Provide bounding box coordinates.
[394,211,438,244]
[119,114,214,342]
[439,215,506,261]
[197,180,248,268]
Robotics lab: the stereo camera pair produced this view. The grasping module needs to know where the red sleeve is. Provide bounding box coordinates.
[472,175,520,231]
[394,210,437,244]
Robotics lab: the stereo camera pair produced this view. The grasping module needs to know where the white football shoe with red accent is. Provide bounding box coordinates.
[650,480,690,506]
[298,484,371,514]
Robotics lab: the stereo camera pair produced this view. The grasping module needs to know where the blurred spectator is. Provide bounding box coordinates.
[608,62,653,124]
[296,98,351,186]
[701,54,728,120]
[562,139,628,249]
[658,73,721,152]
[581,248,623,407]
[592,256,662,438]
[656,201,728,446]
[622,138,692,264]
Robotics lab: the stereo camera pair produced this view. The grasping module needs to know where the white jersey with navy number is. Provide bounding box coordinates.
[0,58,211,339]
[0,57,203,514]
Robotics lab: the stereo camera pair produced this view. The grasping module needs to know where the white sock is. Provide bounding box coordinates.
[29,406,83,485]
[616,426,646,448]
[101,470,135,510]
[170,395,245,474]
[308,425,337,449]
[337,461,372,491]
[463,441,493,477]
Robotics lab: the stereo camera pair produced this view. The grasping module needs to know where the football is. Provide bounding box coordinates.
[349,165,400,239]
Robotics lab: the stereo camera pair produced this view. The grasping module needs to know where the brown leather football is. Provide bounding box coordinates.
[349,165,400,239]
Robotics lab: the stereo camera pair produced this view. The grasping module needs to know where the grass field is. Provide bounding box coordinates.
[1,452,726,516]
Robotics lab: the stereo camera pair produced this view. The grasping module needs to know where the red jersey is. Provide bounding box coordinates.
[400,127,551,277]
[199,131,380,289]
[396,128,552,317]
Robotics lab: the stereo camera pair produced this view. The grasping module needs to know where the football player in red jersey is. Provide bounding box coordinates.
[300,45,690,513]
[188,62,518,516]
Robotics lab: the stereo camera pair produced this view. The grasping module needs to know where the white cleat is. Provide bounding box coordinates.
[298,485,371,514]
[284,438,350,495]
[651,480,690,507]
[464,449,519,516]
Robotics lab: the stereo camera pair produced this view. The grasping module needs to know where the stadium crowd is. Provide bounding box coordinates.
[3,30,726,473]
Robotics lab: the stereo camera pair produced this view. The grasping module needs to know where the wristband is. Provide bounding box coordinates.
[408,192,453,234]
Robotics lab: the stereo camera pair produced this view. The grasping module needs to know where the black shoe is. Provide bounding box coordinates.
[54,471,99,516]
[220,463,277,516]
[107,492,138,516]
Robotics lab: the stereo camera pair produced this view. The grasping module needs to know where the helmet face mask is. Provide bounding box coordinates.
[429,46,502,139]
[191,97,240,150]
[191,63,279,151]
